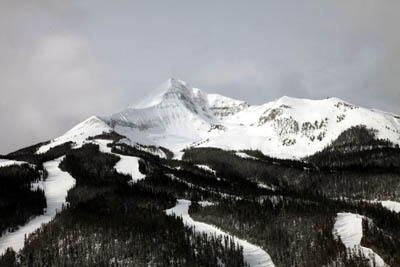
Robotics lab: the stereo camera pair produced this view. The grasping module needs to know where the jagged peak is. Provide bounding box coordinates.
[158,77,192,96]
[131,78,251,113]
[133,78,195,109]
[166,77,190,90]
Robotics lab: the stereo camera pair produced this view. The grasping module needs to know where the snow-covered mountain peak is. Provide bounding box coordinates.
[159,77,193,99]
[133,78,248,116]
[134,78,196,109]
[167,77,190,91]
[36,79,400,159]
[64,116,109,135]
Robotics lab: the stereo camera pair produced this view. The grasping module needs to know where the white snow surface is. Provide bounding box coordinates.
[198,201,215,207]
[235,152,258,160]
[114,156,145,182]
[0,157,76,255]
[379,200,400,213]
[0,159,34,168]
[90,139,145,182]
[37,116,112,154]
[333,213,387,267]
[37,78,400,159]
[166,199,275,267]
[196,164,217,174]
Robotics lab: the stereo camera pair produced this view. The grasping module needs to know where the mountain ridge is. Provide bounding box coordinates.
[35,78,400,159]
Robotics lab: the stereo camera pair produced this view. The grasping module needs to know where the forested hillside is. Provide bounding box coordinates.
[0,129,400,266]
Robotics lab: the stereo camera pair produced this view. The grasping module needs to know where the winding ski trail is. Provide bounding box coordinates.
[0,157,76,255]
[333,212,387,267]
[166,199,275,267]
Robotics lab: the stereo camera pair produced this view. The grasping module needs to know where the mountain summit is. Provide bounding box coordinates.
[37,79,400,159]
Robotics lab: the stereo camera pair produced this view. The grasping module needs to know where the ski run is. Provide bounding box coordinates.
[333,212,387,267]
[94,139,145,182]
[0,157,76,255]
[166,199,275,267]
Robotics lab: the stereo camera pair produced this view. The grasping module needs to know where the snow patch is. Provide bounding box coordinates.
[196,164,217,174]
[379,200,400,213]
[198,201,215,207]
[0,159,34,168]
[235,152,258,160]
[114,156,145,182]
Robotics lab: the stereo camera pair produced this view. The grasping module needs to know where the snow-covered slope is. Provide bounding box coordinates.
[36,78,400,159]
[206,96,400,159]
[37,116,112,154]
[91,139,146,183]
[333,213,387,267]
[0,157,76,254]
[378,200,400,213]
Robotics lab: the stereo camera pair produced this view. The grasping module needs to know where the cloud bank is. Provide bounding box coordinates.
[0,1,119,153]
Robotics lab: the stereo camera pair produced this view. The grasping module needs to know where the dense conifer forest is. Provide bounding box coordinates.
[0,164,46,235]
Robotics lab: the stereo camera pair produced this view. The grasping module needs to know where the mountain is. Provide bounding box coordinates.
[37,78,400,159]
[2,78,400,266]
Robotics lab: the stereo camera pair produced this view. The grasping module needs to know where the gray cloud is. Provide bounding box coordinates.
[1,0,400,153]
[0,0,121,153]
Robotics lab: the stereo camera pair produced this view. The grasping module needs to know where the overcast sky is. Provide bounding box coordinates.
[1,0,399,154]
